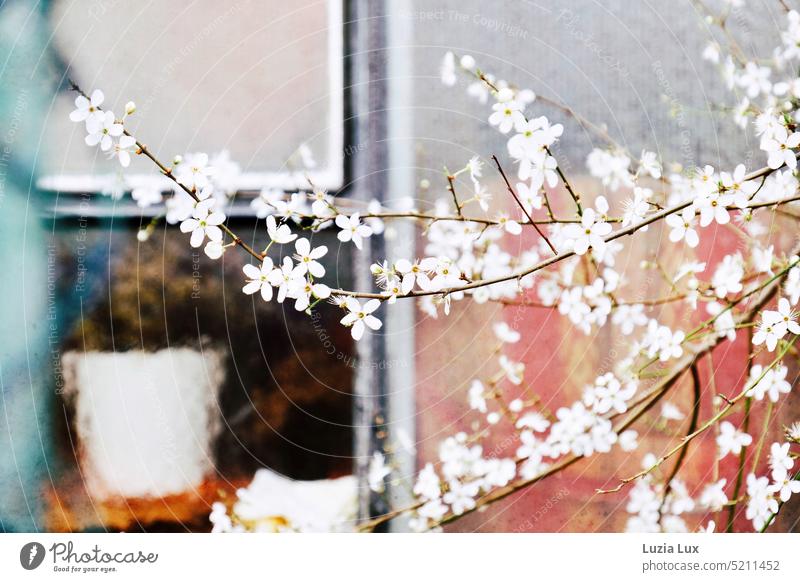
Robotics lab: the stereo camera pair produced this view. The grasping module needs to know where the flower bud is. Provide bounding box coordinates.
[459,55,476,71]
[136,228,150,242]
[125,101,136,115]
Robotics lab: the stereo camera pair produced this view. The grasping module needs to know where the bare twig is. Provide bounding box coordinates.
[491,154,557,254]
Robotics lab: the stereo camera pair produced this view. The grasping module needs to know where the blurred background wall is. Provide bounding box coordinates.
[0,0,797,532]
[393,0,798,531]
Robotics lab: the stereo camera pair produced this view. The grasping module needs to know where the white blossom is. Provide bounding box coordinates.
[340,298,382,341]
[69,89,105,124]
[85,110,123,151]
[699,479,728,512]
[717,421,753,459]
[242,259,276,302]
[665,207,699,248]
[179,204,225,248]
[292,238,328,278]
[368,452,391,493]
[336,213,372,250]
[266,215,297,244]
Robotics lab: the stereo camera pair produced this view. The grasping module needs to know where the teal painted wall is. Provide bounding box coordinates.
[0,1,58,532]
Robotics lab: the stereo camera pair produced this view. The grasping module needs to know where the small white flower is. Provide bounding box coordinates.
[242,258,276,302]
[516,181,543,212]
[310,188,336,218]
[395,258,436,294]
[466,156,483,182]
[497,214,522,235]
[561,208,612,256]
[702,42,720,63]
[368,452,391,493]
[639,150,662,179]
[762,127,800,170]
[661,402,685,421]
[179,204,225,248]
[414,463,442,501]
[340,298,382,341]
[515,412,550,432]
[665,207,699,248]
[204,240,225,259]
[776,297,800,334]
[131,186,162,208]
[442,479,480,515]
[251,188,284,218]
[209,501,232,533]
[737,61,772,98]
[70,89,105,124]
[695,190,733,227]
[108,134,137,167]
[717,421,752,459]
[770,468,800,502]
[698,520,716,533]
[622,188,651,227]
[618,430,639,452]
[699,479,728,512]
[493,321,520,343]
[266,215,297,244]
[705,301,735,342]
[440,51,457,86]
[645,323,686,362]
[428,259,462,292]
[611,304,648,335]
[746,365,791,402]
[297,142,316,169]
[753,311,787,352]
[721,164,758,207]
[787,421,800,443]
[267,257,302,303]
[292,238,328,278]
[711,254,744,298]
[746,473,778,531]
[176,152,215,191]
[468,380,487,413]
[499,355,524,385]
[752,246,774,275]
[488,98,526,134]
[85,110,123,151]
[336,213,372,250]
[769,442,794,473]
[459,54,476,71]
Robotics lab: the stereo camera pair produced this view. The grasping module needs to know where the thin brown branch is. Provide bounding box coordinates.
[491,154,557,254]
[446,173,463,217]
[544,145,582,216]
[658,363,702,523]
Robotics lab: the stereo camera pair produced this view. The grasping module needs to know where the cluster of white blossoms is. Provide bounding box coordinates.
[241,234,333,313]
[626,429,800,534]
[753,297,800,352]
[405,323,643,530]
[401,29,800,532]
[70,6,800,533]
[626,470,697,533]
[744,439,800,531]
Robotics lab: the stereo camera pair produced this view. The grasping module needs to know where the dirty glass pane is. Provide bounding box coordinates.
[42,0,343,190]
[46,219,354,531]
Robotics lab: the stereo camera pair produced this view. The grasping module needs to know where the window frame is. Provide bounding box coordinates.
[39,0,416,529]
[38,0,345,208]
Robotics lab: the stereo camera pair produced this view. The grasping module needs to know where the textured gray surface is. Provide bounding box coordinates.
[404,0,783,177]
